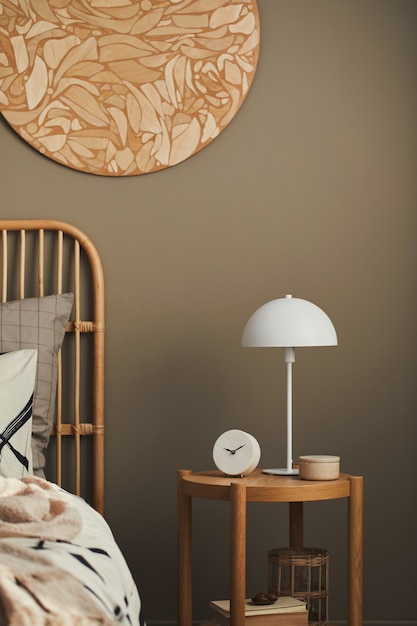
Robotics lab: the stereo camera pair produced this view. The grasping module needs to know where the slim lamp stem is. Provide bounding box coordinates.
[287,360,292,472]
[284,347,296,473]
[263,347,298,475]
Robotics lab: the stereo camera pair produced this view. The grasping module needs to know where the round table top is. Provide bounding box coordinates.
[179,468,355,503]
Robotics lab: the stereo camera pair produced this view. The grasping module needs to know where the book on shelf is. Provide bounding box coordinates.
[209,596,308,626]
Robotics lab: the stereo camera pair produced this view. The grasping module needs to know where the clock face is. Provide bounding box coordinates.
[213,429,260,476]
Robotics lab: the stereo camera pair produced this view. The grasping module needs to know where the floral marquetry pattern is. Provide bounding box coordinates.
[0,0,260,176]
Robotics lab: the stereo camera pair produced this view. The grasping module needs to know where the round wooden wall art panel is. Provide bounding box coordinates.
[0,1,260,176]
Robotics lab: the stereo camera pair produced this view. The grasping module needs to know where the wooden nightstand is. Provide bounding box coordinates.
[177,469,363,626]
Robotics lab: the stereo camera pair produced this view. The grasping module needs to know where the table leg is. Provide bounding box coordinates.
[230,481,246,626]
[289,502,304,547]
[348,475,363,626]
[177,469,193,626]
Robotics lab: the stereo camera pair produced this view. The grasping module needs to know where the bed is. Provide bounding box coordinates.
[0,219,143,625]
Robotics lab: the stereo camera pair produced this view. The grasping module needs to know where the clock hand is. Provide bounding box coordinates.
[224,444,246,455]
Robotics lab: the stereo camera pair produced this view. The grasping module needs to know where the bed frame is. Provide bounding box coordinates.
[0,220,105,514]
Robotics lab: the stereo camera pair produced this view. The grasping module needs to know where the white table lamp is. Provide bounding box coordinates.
[242,294,337,475]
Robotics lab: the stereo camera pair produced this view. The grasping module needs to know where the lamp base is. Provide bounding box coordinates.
[263,467,300,476]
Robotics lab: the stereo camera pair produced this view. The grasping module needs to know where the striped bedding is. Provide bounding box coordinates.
[0,477,143,625]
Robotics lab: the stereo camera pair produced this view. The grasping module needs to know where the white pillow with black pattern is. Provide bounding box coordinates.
[0,349,37,478]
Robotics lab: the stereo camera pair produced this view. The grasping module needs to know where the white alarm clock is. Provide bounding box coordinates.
[213,429,261,476]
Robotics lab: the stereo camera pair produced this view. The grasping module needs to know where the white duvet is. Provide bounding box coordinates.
[52,490,142,625]
[0,477,142,625]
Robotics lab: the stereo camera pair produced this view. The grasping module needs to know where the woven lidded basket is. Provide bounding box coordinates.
[268,546,329,625]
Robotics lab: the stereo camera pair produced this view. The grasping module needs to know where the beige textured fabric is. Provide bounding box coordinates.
[0,541,114,626]
[0,294,73,474]
[0,475,81,541]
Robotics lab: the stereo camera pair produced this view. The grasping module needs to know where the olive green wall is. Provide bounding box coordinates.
[1,1,416,624]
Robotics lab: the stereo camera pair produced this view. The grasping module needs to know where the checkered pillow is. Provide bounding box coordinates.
[0,349,37,478]
[0,294,73,474]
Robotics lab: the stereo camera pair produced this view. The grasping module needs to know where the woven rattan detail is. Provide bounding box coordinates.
[268,547,329,626]
[52,424,105,436]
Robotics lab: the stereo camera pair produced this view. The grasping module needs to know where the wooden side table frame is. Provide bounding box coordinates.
[177,469,363,626]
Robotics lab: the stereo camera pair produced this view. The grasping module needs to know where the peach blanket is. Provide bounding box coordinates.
[0,475,81,541]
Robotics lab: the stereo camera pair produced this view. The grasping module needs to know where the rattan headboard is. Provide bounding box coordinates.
[0,220,105,514]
